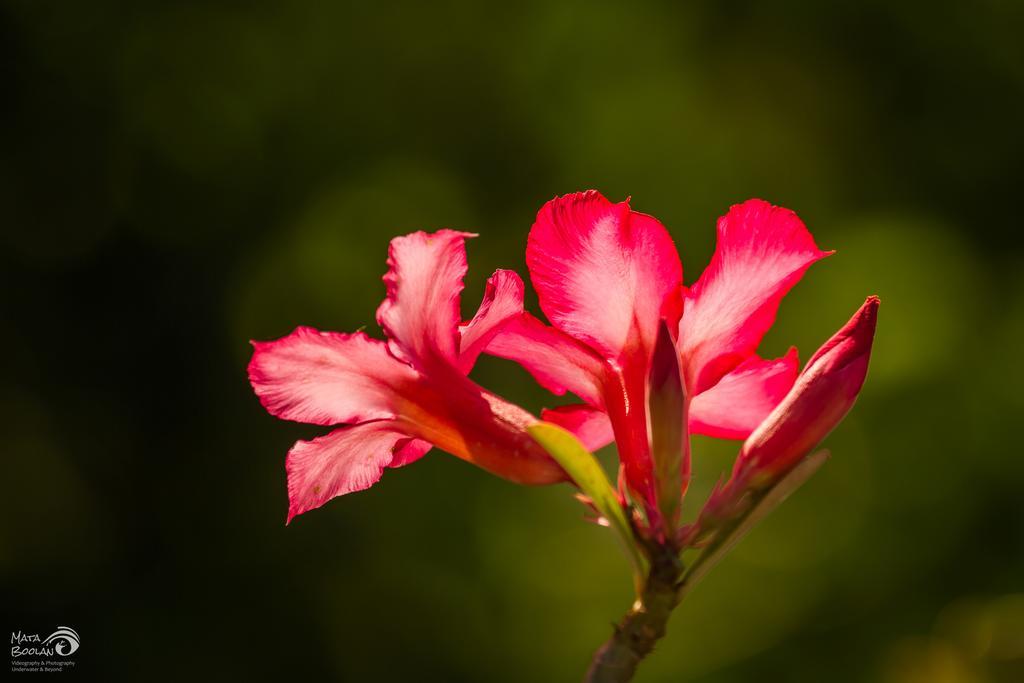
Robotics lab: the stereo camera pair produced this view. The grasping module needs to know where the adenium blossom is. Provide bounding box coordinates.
[248,230,566,522]
[248,191,875,538]
[484,192,829,530]
[247,191,879,682]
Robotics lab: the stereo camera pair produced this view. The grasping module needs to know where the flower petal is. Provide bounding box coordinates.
[286,421,416,523]
[688,349,799,439]
[388,438,432,468]
[484,312,607,406]
[376,229,475,367]
[249,327,417,425]
[458,269,525,372]
[541,404,614,453]
[679,199,830,393]
[526,191,683,359]
[536,351,799,450]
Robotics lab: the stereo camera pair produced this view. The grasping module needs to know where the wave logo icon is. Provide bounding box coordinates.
[41,627,80,656]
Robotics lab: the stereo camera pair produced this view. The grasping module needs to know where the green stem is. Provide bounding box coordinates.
[584,545,684,683]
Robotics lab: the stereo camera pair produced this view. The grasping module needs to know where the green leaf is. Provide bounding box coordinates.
[677,450,831,600]
[529,422,647,584]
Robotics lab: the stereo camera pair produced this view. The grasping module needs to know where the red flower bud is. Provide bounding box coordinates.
[736,295,879,486]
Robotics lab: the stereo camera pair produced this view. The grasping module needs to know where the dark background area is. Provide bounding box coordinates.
[3,1,1023,681]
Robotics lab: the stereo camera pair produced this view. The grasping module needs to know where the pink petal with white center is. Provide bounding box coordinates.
[689,348,799,440]
[485,312,607,407]
[248,327,418,426]
[541,404,615,452]
[526,191,683,359]
[679,199,830,393]
[376,229,476,367]
[458,269,525,373]
[286,421,415,522]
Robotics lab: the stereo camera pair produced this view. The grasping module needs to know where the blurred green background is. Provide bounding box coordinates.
[3,1,1023,681]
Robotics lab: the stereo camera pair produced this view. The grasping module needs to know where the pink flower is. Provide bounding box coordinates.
[248,230,566,522]
[700,296,879,526]
[485,192,830,529]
